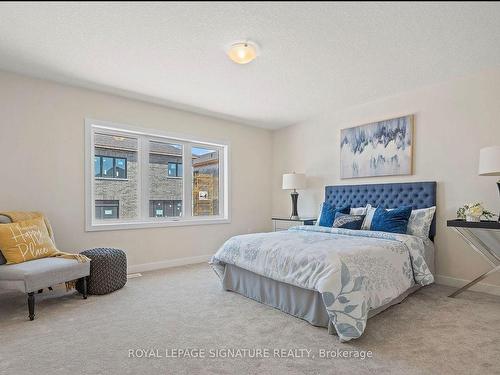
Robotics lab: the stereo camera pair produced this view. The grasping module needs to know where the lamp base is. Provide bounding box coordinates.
[290,191,299,220]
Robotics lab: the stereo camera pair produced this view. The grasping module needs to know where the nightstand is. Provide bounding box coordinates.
[272,217,316,232]
[447,219,500,297]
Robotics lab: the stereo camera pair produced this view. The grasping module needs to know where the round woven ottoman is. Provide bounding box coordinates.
[76,248,127,295]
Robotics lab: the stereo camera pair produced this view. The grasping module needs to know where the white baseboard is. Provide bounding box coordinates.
[128,254,212,274]
[435,274,500,296]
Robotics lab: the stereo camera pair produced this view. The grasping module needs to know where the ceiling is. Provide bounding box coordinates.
[1,2,500,129]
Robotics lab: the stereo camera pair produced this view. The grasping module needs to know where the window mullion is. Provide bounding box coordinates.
[183,143,193,219]
[139,136,149,221]
[218,145,225,217]
[89,126,96,227]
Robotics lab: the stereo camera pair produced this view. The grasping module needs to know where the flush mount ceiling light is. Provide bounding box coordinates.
[227,41,258,64]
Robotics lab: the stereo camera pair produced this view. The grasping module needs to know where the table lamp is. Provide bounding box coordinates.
[282,172,306,219]
[478,146,500,222]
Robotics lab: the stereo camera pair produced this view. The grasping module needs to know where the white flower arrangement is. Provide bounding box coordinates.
[457,202,496,222]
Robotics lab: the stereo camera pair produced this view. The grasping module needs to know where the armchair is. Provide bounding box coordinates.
[0,214,90,320]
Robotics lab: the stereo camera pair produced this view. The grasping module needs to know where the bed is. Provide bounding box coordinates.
[210,182,437,342]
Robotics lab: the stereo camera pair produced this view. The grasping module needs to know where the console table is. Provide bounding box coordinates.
[447,219,500,297]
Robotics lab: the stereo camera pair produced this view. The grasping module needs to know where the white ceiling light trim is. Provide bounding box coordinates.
[227,41,258,64]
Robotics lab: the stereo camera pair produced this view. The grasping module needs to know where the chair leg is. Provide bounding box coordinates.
[82,277,87,299]
[27,292,35,321]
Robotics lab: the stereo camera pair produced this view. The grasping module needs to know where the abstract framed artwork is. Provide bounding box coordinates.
[340,115,413,179]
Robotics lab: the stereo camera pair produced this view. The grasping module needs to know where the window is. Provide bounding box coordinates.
[192,147,219,216]
[149,139,183,218]
[94,157,101,177]
[149,200,182,217]
[86,119,229,231]
[167,162,182,177]
[92,133,139,221]
[94,156,127,178]
[115,158,127,178]
[95,200,119,219]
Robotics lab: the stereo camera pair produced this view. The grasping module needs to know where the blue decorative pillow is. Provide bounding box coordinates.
[370,206,412,234]
[318,204,350,227]
[333,213,365,230]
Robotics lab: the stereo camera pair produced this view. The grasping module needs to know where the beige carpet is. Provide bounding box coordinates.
[1,263,499,375]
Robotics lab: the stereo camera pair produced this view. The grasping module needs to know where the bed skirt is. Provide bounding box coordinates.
[221,263,421,335]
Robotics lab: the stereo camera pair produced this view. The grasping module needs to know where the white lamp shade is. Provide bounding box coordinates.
[282,173,306,190]
[479,146,500,176]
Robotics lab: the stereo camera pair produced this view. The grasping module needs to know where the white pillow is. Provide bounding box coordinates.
[407,206,436,238]
[315,203,323,226]
[361,205,376,230]
[350,204,371,216]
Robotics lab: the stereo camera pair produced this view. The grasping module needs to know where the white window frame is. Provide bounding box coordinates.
[85,118,230,231]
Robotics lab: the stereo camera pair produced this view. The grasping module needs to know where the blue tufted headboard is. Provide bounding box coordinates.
[325,181,437,240]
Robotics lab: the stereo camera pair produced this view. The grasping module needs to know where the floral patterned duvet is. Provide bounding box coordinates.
[210,225,434,342]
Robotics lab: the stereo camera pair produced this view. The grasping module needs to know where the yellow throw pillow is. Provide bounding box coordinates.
[0,217,58,264]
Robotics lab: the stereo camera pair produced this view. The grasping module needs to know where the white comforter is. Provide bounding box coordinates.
[210,225,434,342]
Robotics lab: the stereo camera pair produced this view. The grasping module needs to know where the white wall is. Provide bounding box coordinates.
[2,68,499,292]
[272,69,500,289]
[0,71,273,270]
